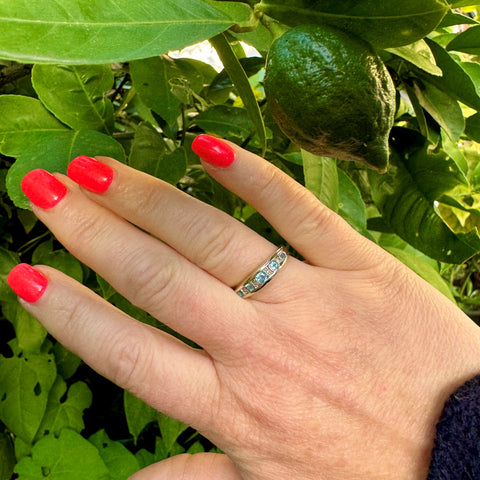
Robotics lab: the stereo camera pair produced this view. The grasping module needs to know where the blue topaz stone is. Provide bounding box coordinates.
[237,290,245,297]
[245,283,255,293]
[269,260,279,271]
[255,271,268,284]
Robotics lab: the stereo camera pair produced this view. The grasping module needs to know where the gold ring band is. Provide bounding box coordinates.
[234,247,288,299]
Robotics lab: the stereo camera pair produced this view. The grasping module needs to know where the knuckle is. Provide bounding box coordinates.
[122,251,180,314]
[106,326,152,392]
[188,219,238,274]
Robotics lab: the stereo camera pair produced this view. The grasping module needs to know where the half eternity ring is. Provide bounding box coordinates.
[234,247,288,298]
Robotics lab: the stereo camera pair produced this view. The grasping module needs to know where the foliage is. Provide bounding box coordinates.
[1,0,480,478]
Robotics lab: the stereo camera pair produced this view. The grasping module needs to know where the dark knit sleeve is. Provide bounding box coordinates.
[427,375,480,479]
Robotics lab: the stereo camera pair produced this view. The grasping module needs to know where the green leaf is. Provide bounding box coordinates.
[14,430,109,480]
[124,391,158,445]
[2,303,48,354]
[0,431,15,480]
[337,169,375,241]
[0,0,234,64]
[386,40,442,76]
[155,414,189,459]
[439,11,479,27]
[302,151,339,213]
[420,39,480,112]
[32,65,114,133]
[35,377,92,440]
[255,0,449,48]
[411,78,465,141]
[466,112,480,142]
[52,343,82,381]
[210,33,266,154]
[6,129,125,208]
[32,248,83,284]
[135,449,155,469]
[130,56,183,125]
[369,128,479,263]
[204,1,256,31]
[195,105,254,141]
[448,25,480,56]
[0,95,69,156]
[0,246,19,303]
[160,148,188,185]
[129,122,186,184]
[384,247,455,302]
[0,341,56,443]
[89,430,139,480]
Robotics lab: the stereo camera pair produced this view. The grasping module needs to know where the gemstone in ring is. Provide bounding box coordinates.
[234,247,288,299]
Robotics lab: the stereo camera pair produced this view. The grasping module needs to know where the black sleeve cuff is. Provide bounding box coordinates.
[427,375,480,479]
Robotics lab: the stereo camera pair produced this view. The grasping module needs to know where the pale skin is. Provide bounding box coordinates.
[17,140,480,479]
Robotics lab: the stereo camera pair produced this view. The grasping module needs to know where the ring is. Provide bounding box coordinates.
[235,247,288,298]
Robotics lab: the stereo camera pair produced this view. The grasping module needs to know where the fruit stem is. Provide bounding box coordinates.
[258,13,289,40]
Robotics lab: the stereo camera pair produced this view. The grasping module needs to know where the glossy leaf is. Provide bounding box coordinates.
[0,0,233,64]
[386,40,441,76]
[14,430,109,480]
[302,151,339,213]
[448,25,480,56]
[255,0,449,48]
[196,105,254,141]
[411,79,465,141]
[0,96,69,156]
[210,33,267,154]
[130,57,183,125]
[6,129,125,208]
[421,39,480,112]
[32,65,114,133]
[369,128,478,263]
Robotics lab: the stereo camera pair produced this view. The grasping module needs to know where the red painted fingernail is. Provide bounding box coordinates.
[7,264,48,303]
[67,156,114,193]
[192,134,236,167]
[21,169,67,209]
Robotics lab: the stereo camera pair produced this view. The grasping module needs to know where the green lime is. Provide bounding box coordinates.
[264,24,396,172]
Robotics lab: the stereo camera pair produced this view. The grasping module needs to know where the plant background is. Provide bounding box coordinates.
[2,0,480,478]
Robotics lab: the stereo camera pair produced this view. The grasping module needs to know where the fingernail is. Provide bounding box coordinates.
[192,134,236,167]
[67,156,114,193]
[21,169,67,209]
[8,264,48,303]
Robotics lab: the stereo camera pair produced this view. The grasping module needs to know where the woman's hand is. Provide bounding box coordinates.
[8,135,480,479]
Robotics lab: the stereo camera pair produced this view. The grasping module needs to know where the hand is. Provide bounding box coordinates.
[9,135,480,479]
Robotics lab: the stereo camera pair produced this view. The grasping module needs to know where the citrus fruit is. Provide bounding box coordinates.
[264,24,396,172]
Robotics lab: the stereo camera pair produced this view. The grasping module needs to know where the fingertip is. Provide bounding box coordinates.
[192,134,236,168]
[67,156,114,193]
[7,263,49,303]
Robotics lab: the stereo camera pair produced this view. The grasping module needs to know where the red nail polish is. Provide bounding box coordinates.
[192,135,235,167]
[67,156,114,193]
[7,264,48,303]
[21,169,67,209]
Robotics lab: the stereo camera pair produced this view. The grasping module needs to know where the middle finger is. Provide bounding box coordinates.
[67,155,277,288]
[23,170,253,352]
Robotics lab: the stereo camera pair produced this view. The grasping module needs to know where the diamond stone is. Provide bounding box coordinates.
[255,271,268,284]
